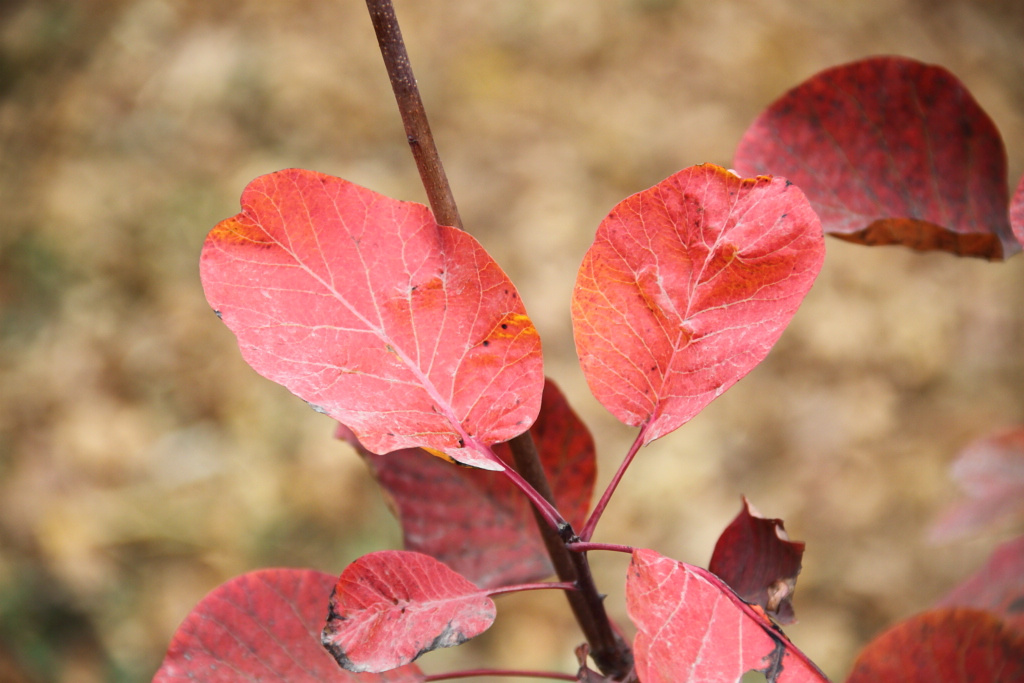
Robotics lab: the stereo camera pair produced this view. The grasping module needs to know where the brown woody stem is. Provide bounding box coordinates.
[363,0,632,678]
[364,0,461,230]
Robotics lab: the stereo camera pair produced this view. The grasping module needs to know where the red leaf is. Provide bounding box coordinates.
[734,56,1017,260]
[201,169,543,469]
[709,497,805,624]
[153,569,424,682]
[344,378,596,588]
[571,164,824,445]
[625,548,828,683]
[930,428,1024,541]
[845,608,1024,683]
[322,551,495,673]
[936,535,1024,636]
[1011,174,1024,249]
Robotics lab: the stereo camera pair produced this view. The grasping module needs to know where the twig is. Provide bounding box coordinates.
[364,0,461,229]
[363,1,633,678]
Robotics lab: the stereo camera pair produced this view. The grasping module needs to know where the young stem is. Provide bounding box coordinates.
[364,1,632,678]
[486,581,577,598]
[506,434,633,679]
[567,542,635,554]
[579,428,646,542]
[424,669,577,682]
[493,448,568,531]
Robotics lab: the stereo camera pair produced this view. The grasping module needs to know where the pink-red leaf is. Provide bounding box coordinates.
[201,169,543,469]
[709,497,805,624]
[344,378,596,589]
[1011,174,1024,248]
[930,428,1024,542]
[322,551,495,673]
[625,548,828,683]
[734,56,1017,260]
[153,569,424,682]
[571,164,824,445]
[936,535,1024,636]
[845,608,1024,683]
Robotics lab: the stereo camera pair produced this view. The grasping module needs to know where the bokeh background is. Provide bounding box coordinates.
[2,0,1023,681]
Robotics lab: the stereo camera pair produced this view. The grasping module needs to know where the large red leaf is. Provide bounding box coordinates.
[201,169,543,470]
[625,548,828,683]
[571,164,824,444]
[709,497,805,625]
[845,608,1024,683]
[1011,174,1024,248]
[936,535,1024,636]
[322,551,495,673]
[930,428,1024,542]
[734,56,1018,260]
[343,378,596,589]
[153,569,424,682]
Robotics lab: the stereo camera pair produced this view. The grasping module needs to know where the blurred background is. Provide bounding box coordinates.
[1,0,1023,681]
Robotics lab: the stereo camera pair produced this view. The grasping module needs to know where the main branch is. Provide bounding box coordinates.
[363,1,633,678]
[364,0,461,230]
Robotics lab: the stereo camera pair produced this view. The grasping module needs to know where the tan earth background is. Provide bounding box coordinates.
[2,0,1023,681]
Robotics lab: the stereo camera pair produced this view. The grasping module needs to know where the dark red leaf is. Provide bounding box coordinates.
[626,548,828,683]
[322,551,495,673]
[936,535,1024,636]
[734,56,1017,260]
[201,169,543,470]
[1011,174,1024,248]
[845,608,1024,683]
[571,163,824,445]
[709,497,805,624]
[343,378,596,588]
[153,569,424,682]
[930,428,1024,542]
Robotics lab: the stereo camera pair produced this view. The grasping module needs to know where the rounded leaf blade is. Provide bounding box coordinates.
[571,164,824,444]
[845,608,1024,683]
[322,551,496,673]
[734,56,1017,260]
[153,569,424,682]
[201,169,543,469]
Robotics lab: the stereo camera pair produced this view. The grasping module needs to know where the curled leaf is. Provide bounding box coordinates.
[734,56,1017,260]
[709,497,805,624]
[572,163,824,444]
[201,169,543,469]
[322,551,495,673]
